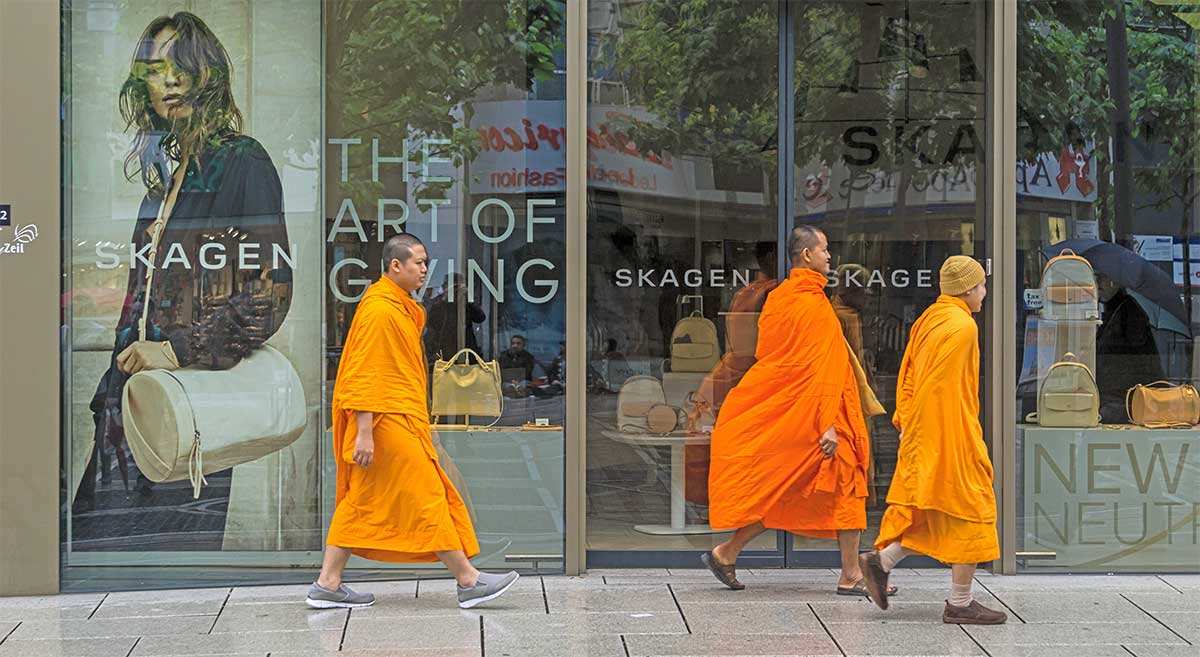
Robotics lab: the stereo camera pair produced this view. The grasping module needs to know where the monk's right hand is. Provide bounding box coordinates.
[353,430,375,468]
[819,426,838,457]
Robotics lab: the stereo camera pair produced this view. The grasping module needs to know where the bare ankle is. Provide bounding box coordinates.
[713,544,736,565]
[316,576,340,590]
[457,570,480,588]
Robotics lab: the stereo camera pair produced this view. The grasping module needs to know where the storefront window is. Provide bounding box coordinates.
[62,3,323,576]
[1017,0,1199,571]
[60,0,567,589]
[585,0,780,558]
[794,0,990,554]
[322,0,568,574]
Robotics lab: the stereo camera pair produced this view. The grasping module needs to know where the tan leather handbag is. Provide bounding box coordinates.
[431,348,503,422]
[1126,381,1200,429]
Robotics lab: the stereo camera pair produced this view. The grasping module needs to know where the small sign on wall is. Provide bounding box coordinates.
[1134,235,1173,262]
[0,204,10,227]
[1075,219,1098,240]
[1024,288,1043,310]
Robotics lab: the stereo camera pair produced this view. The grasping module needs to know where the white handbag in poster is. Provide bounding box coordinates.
[122,345,307,498]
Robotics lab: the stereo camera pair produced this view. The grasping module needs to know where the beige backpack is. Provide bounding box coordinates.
[1028,352,1100,428]
[1040,249,1099,320]
[670,312,721,373]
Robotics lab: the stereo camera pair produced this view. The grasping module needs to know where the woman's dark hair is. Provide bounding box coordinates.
[119,12,243,197]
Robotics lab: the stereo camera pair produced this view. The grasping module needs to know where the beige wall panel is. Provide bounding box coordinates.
[0,0,63,596]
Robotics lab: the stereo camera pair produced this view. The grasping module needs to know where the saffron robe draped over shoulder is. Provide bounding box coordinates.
[327,277,479,562]
[707,268,870,539]
[876,295,998,563]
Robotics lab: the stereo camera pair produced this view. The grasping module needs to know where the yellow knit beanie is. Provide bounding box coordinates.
[940,256,985,297]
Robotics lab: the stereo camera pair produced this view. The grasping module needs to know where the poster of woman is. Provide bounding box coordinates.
[65,6,322,555]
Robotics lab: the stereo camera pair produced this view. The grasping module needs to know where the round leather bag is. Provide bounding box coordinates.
[645,404,679,434]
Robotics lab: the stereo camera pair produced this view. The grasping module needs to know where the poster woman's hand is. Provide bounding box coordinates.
[116,340,180,374]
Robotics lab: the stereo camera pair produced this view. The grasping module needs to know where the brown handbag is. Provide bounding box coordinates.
[1126,381,1200,429]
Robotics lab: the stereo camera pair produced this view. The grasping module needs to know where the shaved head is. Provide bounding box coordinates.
[383,233,424,268]
[788,226,825,262]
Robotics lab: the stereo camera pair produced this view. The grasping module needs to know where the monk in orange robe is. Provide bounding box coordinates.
[702,226,891,597]
[859,256,1006,625]
[307,233,518,610]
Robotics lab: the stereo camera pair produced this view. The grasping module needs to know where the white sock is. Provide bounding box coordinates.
[878,542,912,572]
[949,582,973,608]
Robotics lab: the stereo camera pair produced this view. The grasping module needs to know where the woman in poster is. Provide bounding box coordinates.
[72,12,293,550]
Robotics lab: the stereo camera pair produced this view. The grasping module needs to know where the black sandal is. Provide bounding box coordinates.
[701,550,746,591]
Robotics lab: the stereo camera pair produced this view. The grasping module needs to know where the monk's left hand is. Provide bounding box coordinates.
[116,340,180,374]
[353,430,375,468]
[819,426,838,457]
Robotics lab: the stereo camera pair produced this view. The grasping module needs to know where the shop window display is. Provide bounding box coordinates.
[60,0,568,588]
[322,0,568,572]
[1017,0,1200,572]
[792,0,991,554]
[62,4,323,569]
[585,0,781,554]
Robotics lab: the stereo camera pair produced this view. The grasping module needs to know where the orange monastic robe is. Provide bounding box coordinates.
[707,268,870,538]
[876,295,998,564]
[327,277,479,562]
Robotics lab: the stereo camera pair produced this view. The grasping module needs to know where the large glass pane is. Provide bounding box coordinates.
[323,0,568,574]
[793,0,990,554]
[585,0,780,558]
[61,2,323,587]
[1016,0,1199,572]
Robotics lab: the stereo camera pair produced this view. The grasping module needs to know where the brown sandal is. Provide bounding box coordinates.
[701,550,745,590]
[837,579,898,598]
[858,551,891,610]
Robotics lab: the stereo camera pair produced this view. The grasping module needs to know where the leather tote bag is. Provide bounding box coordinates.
[431,348,503,420]
[1126,381,1200,429]
[121,168,306,498]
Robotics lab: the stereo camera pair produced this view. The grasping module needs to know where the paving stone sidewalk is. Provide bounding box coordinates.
[0,569,1197,657]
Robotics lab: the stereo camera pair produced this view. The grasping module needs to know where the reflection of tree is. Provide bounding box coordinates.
[1019,0,1200,318]
[603,0,779,174]
[324,0,564,204]
[601,1,987,195]
[1019,0,1198,240]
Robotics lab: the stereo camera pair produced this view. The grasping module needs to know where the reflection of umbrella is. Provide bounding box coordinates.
[1129,290,1191,337]
[1043,239,1187,327]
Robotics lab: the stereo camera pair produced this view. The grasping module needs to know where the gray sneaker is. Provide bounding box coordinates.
[305,582,375,609]
[457,571,520,609]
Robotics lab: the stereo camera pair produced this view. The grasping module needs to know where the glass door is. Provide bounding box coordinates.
[583,0,785,567]
[786,0,993,566]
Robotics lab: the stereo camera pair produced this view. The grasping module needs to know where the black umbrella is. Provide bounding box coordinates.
[1042,238,1188,327]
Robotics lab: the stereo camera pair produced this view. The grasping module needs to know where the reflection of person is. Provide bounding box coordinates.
[831,264,870,371]
[545,341,566,384]
[860,256,1006,625]
[499,334,538,381]
[310,234,518,610]
[831,263,884,505]
[1096,273,1164,423]
[696,242,779,411]
[702,227,881,597]
[686,242,778,506]
[74,13,291,516]
[424,274,486,361]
